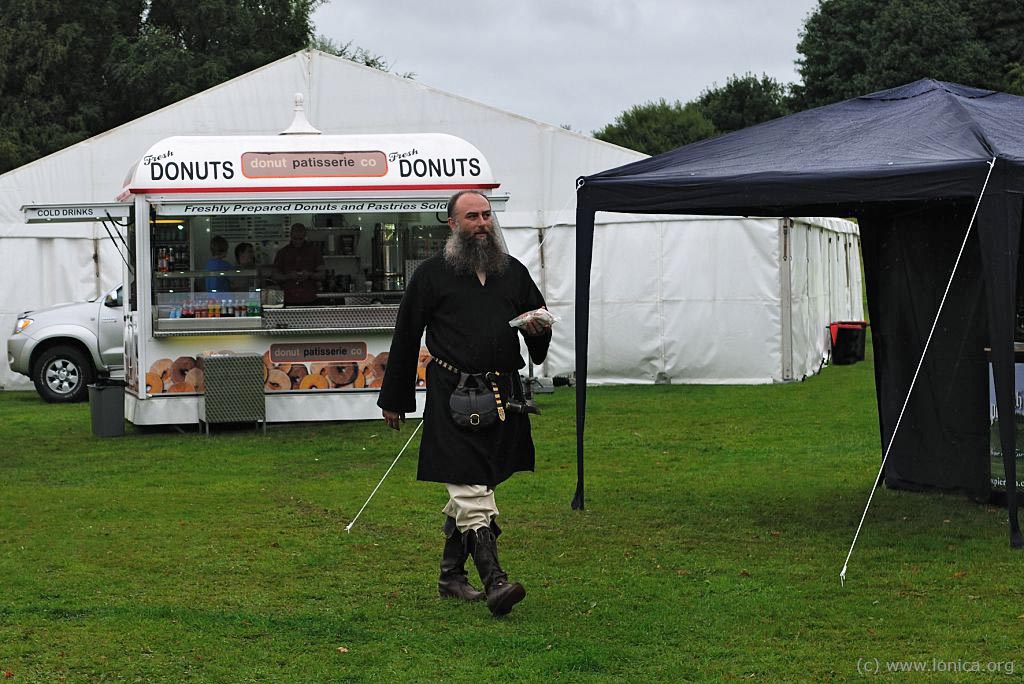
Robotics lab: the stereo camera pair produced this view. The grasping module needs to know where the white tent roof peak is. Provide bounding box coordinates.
[279,92,321,135]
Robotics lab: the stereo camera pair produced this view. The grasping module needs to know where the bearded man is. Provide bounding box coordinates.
[377,190,552,617]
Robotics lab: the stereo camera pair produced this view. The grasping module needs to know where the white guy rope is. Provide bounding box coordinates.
[537,185,584,249]
[345,419,423,533]
[839,156,998,586]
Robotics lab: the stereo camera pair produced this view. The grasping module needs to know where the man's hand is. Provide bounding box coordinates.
[512,307,554,337]
[382,409,405,430]
[521,318,549,336]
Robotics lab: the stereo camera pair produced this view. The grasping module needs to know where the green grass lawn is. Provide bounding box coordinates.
[2,344,1023,683]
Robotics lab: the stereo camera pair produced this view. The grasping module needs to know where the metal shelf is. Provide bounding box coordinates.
[154,269,259,278]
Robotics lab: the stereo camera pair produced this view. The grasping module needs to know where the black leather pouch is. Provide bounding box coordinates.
[449,372,498,430]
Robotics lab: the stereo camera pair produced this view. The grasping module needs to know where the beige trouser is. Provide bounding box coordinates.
[442,483,499,533]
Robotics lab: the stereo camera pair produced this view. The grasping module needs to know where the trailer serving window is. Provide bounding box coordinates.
[149,205,451,336]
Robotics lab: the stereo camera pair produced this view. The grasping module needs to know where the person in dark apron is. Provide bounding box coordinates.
[377,190,552,617]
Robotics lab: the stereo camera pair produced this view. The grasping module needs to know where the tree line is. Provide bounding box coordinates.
[0,0,395,175]
[2,0,1022,172]
[595,0,1024,154]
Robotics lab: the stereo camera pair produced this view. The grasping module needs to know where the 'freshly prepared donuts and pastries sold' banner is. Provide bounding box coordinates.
[146,343,431,395]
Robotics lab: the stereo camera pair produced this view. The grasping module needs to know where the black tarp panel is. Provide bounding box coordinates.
[974,175,1024,546]
[860,203,989,499]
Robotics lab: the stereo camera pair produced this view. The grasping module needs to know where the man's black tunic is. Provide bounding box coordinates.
[377,253,551,487]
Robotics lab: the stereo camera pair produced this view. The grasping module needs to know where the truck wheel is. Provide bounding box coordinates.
[33,345,95,403]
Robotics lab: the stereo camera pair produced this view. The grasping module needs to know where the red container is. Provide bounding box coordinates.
[830,321,869,365]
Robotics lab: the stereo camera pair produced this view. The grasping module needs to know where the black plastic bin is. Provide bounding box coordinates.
[88,379,125,437]
[830,321,869,365]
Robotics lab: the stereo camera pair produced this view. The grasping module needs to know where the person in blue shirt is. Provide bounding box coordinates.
[204,235,233,293]
[231,242,257,292]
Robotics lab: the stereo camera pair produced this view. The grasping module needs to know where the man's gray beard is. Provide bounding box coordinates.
[443,228,508,275]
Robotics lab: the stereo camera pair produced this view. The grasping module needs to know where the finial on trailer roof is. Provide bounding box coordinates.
[279,93,321,135]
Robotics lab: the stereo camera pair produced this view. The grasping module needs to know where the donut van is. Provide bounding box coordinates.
[23,98,507,426]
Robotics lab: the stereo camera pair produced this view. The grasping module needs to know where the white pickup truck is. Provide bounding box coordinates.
[7,284,124,402]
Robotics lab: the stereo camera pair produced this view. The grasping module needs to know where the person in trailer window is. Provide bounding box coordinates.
[272,223,324,306]
[231,242,257,292]
[204,235,233,293]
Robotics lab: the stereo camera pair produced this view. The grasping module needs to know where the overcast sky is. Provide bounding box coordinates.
[312,0,821,135]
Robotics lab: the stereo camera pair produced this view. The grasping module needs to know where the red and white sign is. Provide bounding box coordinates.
[122,133,498,195]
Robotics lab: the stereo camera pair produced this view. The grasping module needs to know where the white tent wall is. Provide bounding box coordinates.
[786,217,865,383]
[0,49,864,391]
[789,221,825,379]
[524,215,863,385]
[0,235,120,389]
[662,217,784,383]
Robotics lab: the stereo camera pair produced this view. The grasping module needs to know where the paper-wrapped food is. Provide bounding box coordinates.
[508,307,558,329]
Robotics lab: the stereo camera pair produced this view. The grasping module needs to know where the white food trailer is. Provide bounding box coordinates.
[25,120,507,426]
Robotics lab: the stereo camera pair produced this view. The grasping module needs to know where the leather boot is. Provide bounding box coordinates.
[438,516,485,601]
[468,524,526,616]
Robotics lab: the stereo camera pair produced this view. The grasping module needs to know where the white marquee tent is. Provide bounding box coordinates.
[0,50,862,391]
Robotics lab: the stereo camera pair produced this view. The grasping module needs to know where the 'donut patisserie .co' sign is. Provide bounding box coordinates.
[270,342,367,364]
[242,151,388,178]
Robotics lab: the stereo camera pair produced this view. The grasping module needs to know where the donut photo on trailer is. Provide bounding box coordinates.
[261,348,365,391]
[147,356,204,394]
